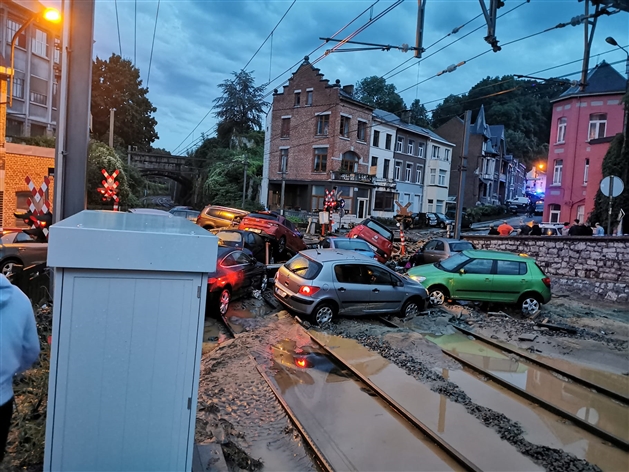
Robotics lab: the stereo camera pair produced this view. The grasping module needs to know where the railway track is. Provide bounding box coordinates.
[380,315,629,452]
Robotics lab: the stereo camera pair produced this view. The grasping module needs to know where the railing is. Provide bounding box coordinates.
[30,92,48,106]
[330,171,374,183]
[372,177,397,188]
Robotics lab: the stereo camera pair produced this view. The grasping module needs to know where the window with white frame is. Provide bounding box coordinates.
[357,121,367,142]
[444,149,450,161]
[405,163,412,181]
[436,200,445,213]
[396,136,404,152]
[588,113,607,140]
[11,77,24,99]
[294,91,301,107]
[371,156,378,167]
[576,205,585,224]
[7,18,26,49]
[418,143,424,158]
[279,148,289,173]
[316,115,329,136]
[385,134,392,150]
[438,170,446,186]
[407,140,414,155]
[339,115,350,138]
[306,90,313,106]
[313,148,327,172]
[372,130,380,147]
[583,158,589,185]
[280,118,290,138]
[32,28,49,58]
[415,165,422,184]
[431,145,439,159]
[557,117,567,143]
[552,159,563,185]
[429,168,436,185]
[394,161,402,180]
[549,204,561,223]
[427,199,434,212]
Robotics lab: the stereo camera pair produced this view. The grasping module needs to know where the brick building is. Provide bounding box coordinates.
[261,58,374,221]
[543,61,626,224]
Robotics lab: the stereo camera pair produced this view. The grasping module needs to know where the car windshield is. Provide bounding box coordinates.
[333,239,370,251]
[435,213,447,219]
[0,233,16,244]
[215,231,242,246]
[284,255,323,280]
[438,252,470,272]
[450,242,474,252]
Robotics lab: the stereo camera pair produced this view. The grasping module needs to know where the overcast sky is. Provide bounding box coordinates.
[46,1,628,153]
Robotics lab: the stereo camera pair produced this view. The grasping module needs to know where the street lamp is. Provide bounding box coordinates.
[9,7,61,106]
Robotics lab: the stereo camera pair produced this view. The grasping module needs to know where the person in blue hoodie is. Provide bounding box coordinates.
[0,274,40,463]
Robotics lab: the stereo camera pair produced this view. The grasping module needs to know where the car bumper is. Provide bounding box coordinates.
[273,285,317,315]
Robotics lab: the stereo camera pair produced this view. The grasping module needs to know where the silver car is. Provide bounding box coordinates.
[0,231,48,275]
[274,249,428,326]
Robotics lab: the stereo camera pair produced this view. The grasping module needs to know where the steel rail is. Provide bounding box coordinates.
[255,364,335,472]
[442,349,629,452]
[307,332,482,472]
[219,314,237,338]
[453,325,629,404]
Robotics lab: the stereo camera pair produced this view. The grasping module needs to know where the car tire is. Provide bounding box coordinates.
[428,286,449,306]
[277,236,286,255]
[203,225,214,231]
[0,258,21,277]
[520,293,542,317]
[439,222,446,229]
[217,288,231,316]
[401,298,424,318]
[309,302,337,326]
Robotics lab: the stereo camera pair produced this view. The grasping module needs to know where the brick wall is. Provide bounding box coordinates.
[2,143,55,229]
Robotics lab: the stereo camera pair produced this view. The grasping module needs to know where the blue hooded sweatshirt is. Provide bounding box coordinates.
[0,274,40,406]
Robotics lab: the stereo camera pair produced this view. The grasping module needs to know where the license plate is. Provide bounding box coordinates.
[276,287,288,298]
[247,228,262,234]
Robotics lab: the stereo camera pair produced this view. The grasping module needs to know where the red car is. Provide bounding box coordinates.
[239,212,306,256]
[347,218,394,263]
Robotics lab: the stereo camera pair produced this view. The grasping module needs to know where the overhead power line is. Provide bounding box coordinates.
[114,0,122,56]
[147,0,161,87]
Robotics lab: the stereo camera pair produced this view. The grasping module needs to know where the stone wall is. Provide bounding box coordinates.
[463,235,629,302]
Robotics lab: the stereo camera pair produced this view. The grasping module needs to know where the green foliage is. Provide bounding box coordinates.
[589,133,629,233]
[466,205,506,222]
[86,141,138,209]
[408,99,430,128]
[7,135,56,148]
[354,76,405,114]
[91,54,158,151]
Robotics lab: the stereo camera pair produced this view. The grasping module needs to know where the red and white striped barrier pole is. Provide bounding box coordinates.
[400,223,406,256]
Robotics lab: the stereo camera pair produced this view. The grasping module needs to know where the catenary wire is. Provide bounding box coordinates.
[147,0,161,87]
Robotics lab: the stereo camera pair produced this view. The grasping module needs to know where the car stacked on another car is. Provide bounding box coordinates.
[239,211,306,256]
[211,228,276,263]
[347,218,394,263]
[407,249,551,316]
[197,205,250,230]
[274,249,428,326]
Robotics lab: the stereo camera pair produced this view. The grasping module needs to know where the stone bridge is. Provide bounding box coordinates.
[127,152,197,189]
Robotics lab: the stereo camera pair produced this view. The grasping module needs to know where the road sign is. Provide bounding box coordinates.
[600,175,624,198]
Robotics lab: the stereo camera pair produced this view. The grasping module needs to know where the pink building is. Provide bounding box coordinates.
[543,62,626,224]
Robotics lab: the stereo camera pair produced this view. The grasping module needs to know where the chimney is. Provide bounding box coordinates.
[342,84,354,96]
[401,110,411,123]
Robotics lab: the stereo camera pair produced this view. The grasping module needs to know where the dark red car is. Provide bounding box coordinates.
[238,212,306,256]
[347,218,394,263]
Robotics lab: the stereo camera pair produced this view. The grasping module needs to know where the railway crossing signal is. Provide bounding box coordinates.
[24,176,52,238]
[98,169,120,211]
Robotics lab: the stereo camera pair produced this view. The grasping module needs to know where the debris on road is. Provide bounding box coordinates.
[518,333,538,342]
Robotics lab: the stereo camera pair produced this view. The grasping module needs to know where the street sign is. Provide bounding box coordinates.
[600,175,624,198]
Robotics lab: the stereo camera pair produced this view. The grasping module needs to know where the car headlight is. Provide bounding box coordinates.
[409,275,426,283]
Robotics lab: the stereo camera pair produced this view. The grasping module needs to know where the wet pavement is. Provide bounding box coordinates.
[261,337,464,471]
[427,332,629,444]
[309,330,542,471]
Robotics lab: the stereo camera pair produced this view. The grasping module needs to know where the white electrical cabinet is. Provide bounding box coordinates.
[44,210,217,471]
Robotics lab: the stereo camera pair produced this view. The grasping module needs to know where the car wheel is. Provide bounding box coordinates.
[402,298,423,318]
[218,288,231,316]
[310,302,336,326]
[439,222,446,229]
[520,294,541,317]
[0,259,20,276]
[277,236,286,255]
[428,286,448,306]
[259,272,268,292]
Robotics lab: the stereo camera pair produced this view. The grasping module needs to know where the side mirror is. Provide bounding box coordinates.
[459,268,465,275]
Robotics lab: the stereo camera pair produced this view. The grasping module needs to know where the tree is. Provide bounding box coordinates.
[213,70,268,143]
[86,141,137,208]
[354,76,405,114]
[408,99,430,128]
[91,54,158,151]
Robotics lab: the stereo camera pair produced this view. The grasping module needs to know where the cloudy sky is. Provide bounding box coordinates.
[45,1,628,153]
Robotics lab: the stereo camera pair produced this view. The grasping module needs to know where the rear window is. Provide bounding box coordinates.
[364,220,393,240]
[284,255,323,280]
[333,239,370,251]
[450,242,474,252]
[215,231,243,247]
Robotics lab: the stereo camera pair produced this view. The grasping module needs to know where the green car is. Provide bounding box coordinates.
[407,250,551,316]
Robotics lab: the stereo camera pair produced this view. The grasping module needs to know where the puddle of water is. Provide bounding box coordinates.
[427,333,629,443]
[447,368,629,472]
[264,339,463,472]
[310,331,541,472]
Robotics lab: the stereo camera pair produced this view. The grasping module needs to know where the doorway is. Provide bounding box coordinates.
[357,198,368,219]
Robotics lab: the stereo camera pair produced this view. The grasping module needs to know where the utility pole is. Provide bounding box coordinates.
[579,1,600,91]
[280,152,287,216]
[242,154,248,209]
[414,0,426,58]
[454,110,472,239]
[108,108,115,148]
[54,0,96,222]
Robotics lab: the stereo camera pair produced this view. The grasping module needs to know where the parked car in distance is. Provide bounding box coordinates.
[319,236,377,259]
[211,229,276,264]
[169,208,200,223]
[539,224,563,236]
[239,211,306,256]
[197,205,250,230]
[534,200,544,216]
[347,218,394,263]
[507,196,531,214]
[0,231,48,276]
[274,249,428,326]
[128,208,172,216]
[445,210,472,229]
[207,246,267,316]
[407,250,551,316]
[410,238,476,266]
[425,212,454,229]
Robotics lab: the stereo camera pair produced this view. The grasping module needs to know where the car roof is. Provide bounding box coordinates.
[300,248,374,262]
[129,208,171,215]
[203,205,249,214]
[462,249,533,262]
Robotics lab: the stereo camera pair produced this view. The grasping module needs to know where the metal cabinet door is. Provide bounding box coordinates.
[47,270,204,472]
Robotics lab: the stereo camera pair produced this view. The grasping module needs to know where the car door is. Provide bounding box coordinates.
[281,218,305,252]
[451,257,494,301]
[220,251,248,297]
[332,263,372,315]
[364,265,404,313]
[14,232,48,267]
[492,260,528,303]
[424,240,446,263]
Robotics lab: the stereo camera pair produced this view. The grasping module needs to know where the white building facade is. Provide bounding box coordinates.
[369,113,398,218]
[423,138,455,214]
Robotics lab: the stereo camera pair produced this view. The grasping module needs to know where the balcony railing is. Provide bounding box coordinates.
[373,177,397,188]
[330,171,374,184]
